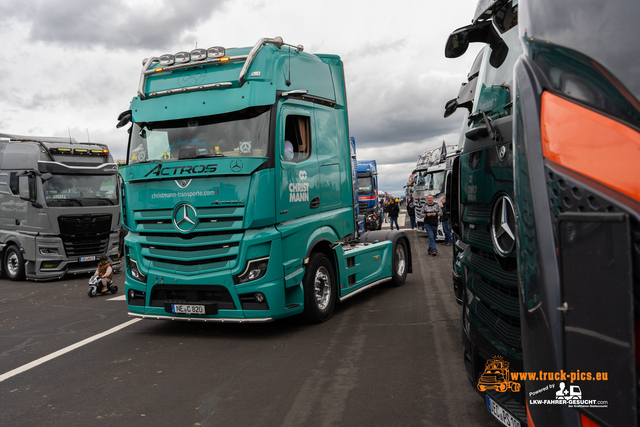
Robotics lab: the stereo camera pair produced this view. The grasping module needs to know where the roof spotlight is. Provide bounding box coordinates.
[207,46,225,58]
[175,51,191,63]
[159,54,175,66]
[191,48,207,61]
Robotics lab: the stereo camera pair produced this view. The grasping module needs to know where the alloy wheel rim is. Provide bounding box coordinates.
[314,266,331,310]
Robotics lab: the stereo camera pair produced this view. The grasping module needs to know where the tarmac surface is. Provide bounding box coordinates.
[0,211,499,427]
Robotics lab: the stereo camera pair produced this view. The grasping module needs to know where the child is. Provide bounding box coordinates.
[93,255,113,292]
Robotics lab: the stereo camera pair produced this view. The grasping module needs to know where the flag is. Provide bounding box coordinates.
[440,140,447,161]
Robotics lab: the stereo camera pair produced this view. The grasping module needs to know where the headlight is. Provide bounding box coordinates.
[39,248,59,255]
[234,257,269,284]
[128,256,147,283]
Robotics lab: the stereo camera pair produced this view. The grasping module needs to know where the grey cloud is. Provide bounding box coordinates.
[10,0,229,51]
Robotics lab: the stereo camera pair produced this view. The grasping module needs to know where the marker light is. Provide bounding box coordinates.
[159,54,175,66]
[175,51,190,63]
[191,48,207,61]
[207,46,225,58]
[220,57,230,62]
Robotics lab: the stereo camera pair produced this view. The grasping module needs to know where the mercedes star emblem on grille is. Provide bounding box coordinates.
[173,203,198,233]
[490,195,516,257]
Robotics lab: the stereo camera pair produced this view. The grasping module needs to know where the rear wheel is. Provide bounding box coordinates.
[391,238,408,286]
[110,285,118,294]
[302,253,336,323]
[4,246,25,281]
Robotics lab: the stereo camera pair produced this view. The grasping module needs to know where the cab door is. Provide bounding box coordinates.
[275,104,319,224]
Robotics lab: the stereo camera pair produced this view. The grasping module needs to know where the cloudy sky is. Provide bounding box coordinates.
[0,0,483,196]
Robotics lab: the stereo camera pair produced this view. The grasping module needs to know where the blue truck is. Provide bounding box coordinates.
[356,160,382,231]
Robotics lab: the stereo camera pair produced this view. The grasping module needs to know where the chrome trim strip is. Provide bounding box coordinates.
[149,82,232,98]
[38,161,119,172]
[284,267,304,281]
[128,312,274,323]
[338,277,392,302]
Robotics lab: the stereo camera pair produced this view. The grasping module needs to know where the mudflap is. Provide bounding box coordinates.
[359,230,413,274]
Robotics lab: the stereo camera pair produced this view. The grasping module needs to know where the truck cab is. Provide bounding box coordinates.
[0,134,121,280]
[356,159,382,231]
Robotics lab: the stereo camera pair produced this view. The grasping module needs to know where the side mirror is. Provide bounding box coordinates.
[116,110,132,129]
[18,175,30,201]
[445,20,508,68]
[444,98,458,118]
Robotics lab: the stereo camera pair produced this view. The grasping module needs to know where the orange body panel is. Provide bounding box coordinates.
[541,92,640,202]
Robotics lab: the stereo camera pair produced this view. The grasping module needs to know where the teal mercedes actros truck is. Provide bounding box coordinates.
[116,37,411,323]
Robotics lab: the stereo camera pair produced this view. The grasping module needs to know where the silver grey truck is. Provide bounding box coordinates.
[0,133,121,280]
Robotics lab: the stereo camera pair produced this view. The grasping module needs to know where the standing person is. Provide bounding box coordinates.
[383,198,390,223]
[407,196,416,229]
[421,194,442,256]
[440,196,452,246]
[389,198,400,230]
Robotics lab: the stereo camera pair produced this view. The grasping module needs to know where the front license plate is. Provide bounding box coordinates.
[487,396,520,427]
[171,304,205,315]
[79,256,96,262]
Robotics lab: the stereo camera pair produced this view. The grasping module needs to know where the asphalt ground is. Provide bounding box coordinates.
[0,211,498,427]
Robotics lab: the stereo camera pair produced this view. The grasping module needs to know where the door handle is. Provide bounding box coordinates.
[310,197,320,209]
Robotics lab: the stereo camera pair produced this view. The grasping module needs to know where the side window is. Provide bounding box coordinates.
[28,175,36,200]
[283,115,311,163]
[9,172,18,195]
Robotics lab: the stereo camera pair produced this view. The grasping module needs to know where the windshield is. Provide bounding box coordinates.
[128,106,270,164]
[470,23,523,126]
[357,176,374,194]
[424,171,445,192]
[44,175,118,206]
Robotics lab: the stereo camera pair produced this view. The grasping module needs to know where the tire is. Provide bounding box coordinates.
[88,287,97,297]
[110,285,118,294]
[4,246,25,281]
[391,238,408,286]
[302,253,336,323]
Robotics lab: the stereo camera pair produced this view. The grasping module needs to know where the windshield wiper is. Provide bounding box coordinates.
[194,153,226,158]
[133,159,164,165]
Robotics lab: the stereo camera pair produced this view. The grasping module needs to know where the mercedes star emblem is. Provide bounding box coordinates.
[490,195,516,257]
[230,160,243,173]
[173,203,198,233]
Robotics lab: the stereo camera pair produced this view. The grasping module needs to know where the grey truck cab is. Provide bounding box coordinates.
[0,133,121,280]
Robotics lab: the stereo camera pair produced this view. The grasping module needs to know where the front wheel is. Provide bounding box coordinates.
[391,238,408,286]
[302,253,336,323]
[88,287,97,297]
[4,246,25,281]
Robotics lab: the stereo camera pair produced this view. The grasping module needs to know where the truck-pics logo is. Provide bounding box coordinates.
[145,164,218,177]
[477,356,521,393]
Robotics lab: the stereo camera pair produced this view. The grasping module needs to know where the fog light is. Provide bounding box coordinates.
[255,292,265,303]
[41,262,60,269]
[129,289,135,299]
